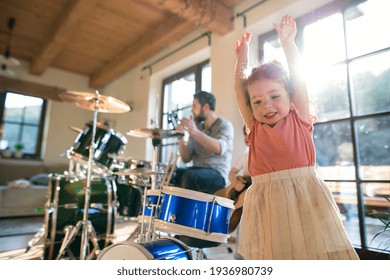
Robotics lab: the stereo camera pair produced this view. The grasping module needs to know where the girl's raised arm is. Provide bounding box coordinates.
[274,15,310,123]
[234,32,253,129]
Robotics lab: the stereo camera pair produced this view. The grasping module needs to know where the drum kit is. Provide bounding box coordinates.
[30,90,235,260]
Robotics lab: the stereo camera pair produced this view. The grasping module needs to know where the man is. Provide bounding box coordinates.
[174,91,234,194]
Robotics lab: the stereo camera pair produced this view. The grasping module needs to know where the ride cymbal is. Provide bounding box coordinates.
[114,168,165,176]
[59,91,130,113]
[127,128,184,139]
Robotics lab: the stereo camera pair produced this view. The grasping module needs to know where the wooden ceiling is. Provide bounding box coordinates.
[0,0,246,89]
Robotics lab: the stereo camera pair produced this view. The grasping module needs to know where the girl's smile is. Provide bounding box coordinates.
[248,79,291,126]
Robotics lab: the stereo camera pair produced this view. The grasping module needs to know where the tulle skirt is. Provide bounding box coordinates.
[238,166,359,260]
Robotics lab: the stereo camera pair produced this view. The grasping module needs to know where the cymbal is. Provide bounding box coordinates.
[114,168,165,176]
[68,126,83,133]
[127,128,184,139]
[59,91,130,113]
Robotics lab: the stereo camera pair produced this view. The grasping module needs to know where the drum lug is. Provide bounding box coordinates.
[169,214,176,223]
[64,203,78,209]
[90,203,103,209]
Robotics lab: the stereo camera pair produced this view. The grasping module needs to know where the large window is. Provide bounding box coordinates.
[0,91,46,159]
[159,60,211,166]
[259,0,390,254]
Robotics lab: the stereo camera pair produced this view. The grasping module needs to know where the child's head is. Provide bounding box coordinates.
[245,61,292,127]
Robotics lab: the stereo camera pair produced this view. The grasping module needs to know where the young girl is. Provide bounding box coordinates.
[234,15,359,260]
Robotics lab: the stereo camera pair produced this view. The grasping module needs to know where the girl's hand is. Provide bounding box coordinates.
[235,31,251,62]
[273,15,296,44]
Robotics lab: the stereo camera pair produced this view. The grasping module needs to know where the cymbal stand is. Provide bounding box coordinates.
[151,136,161,189]
[56,91,101,260]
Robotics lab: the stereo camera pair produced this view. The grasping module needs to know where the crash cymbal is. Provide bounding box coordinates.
[114,168,165,176]
[127,128,184,139]
[59,91,130,113]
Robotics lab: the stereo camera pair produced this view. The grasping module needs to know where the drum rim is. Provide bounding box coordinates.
[145,189,162,195]
[154,219,229,243]
[97,237,191,260]
[161,186,235,208]
[110,129,128,145]
[97,241,154,260]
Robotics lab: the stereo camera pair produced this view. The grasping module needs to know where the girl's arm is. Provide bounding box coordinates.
[274,15,310,123]
[234,32,253,129]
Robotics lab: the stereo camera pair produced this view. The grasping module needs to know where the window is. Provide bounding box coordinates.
[160,60,211,166]
[258,0,390,254]
[0,91,46,159]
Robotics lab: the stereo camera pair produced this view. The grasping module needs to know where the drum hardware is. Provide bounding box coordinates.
[57,90,129,260]
[127,128,184,189]
[64,203,78,209]
[25,226,46,253]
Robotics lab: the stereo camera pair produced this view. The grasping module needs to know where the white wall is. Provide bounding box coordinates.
[2,0,333,169]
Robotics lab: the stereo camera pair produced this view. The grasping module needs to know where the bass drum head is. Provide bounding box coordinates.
[97,237,192,260]
[97,242,153,260]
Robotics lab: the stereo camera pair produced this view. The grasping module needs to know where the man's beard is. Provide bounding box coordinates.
[194,111,205,124]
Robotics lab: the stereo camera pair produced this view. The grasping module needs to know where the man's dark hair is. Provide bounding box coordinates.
[193,91,216,111]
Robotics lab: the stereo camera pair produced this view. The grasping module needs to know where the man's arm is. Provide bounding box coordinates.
[190,130,222,155]
[177,137,192,163]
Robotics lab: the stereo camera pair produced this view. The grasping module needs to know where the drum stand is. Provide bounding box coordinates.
[55,93,102,260]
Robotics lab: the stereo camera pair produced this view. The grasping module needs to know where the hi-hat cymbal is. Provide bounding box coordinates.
[114,168,165,176]
[59,91,130,113]
[127,128,184,139]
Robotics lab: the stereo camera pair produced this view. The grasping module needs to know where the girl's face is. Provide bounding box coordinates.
[248,79,291,127]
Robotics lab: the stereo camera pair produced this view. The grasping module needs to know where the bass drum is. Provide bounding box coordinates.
[115,181,142,218]
[97,237,192,260]
[44,174,116,260]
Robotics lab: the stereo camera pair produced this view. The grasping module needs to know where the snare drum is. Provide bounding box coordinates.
[69,122,127,170]
[97,237,192,260]
[44,173,116,260]
[154,187,234,243]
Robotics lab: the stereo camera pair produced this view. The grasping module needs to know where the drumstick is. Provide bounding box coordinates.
[165,154,179,186]
[160,152,173,187]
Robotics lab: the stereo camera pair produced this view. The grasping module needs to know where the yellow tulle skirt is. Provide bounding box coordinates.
[238,166,359,260]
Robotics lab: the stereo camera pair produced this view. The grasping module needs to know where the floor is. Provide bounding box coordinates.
[0,215,239,260]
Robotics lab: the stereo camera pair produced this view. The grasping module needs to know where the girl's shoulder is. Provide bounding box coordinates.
[290,102,317,128]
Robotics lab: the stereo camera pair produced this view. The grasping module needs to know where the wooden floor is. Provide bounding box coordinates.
[0,215,239,260]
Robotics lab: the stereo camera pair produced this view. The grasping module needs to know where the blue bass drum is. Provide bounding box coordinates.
[97,237,192,260]
[154,186,235,243]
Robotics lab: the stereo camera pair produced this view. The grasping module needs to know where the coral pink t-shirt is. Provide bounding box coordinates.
[248,107,316,176]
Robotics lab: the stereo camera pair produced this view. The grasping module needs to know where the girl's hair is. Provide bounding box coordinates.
[243,60,293,105]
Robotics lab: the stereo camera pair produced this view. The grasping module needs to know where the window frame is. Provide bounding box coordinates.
[0,90,47,159]
[159,60,210,163]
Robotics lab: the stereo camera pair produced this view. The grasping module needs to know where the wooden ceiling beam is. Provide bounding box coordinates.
[30,0,100,75]
[0,76,65,102]
[89,16,196,89]
[145,0,234,36]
